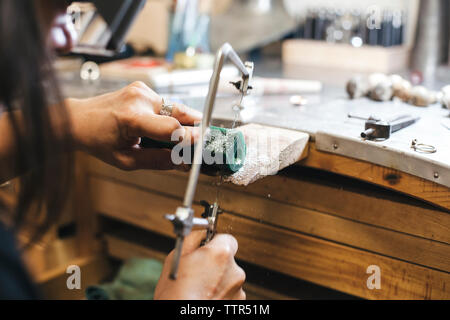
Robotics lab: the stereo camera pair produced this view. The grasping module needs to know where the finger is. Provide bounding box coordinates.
[157,231,206,282]
[127,111,184,142]
[182,230,207,255]
[219,263,246,299]
[127,109,201,144]
[233,288,246,300]
[222,285,246,300]
[116,147,174,170]
[130,83,202,125]
[223,287,246,300]
[161,102,203,126]
[204,234,238,256]
[181,125,201,145]
[127,81,161,101]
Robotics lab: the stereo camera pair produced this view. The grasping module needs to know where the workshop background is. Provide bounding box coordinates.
[4,0,449,300]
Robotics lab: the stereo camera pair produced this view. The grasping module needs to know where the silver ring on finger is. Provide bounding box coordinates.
[160,98,174,117]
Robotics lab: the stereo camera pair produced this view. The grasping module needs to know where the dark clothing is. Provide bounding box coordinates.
[0,222,39,299]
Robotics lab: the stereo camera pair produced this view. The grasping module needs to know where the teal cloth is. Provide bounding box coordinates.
[203,126,246,174]
[140,126,246,175]
[86,258,163,300]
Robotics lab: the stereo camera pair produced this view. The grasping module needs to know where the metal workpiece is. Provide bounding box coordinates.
[166,43,253,280]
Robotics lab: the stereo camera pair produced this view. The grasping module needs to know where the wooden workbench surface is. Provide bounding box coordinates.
[302,143,450,211]
[77,140,450,299]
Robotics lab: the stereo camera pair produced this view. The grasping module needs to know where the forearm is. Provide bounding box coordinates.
[64,97,99,153]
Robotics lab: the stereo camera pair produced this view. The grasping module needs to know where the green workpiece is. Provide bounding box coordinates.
[202,126,246,175]
[140,126,246,175]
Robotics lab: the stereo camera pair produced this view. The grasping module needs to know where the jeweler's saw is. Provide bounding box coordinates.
[143,44,310,280]
[165,43,254,279]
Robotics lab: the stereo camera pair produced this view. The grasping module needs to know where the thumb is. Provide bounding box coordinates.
[181,230,207,255]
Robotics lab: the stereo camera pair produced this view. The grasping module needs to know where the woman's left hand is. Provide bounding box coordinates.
[67,81,202,170]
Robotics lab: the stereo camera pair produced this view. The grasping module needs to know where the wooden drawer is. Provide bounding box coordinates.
[88,166,450,299]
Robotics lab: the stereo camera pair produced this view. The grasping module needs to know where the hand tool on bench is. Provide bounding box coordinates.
[348,113,420,140]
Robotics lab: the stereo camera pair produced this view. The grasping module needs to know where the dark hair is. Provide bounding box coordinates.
[0,1,73,245]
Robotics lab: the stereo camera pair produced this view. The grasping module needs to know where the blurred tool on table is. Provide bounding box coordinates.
[294,6,405,47]
[411,0,449,81]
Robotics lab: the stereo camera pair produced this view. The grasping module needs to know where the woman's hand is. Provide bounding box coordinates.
[155,231,246,300]
[67,81,202,170]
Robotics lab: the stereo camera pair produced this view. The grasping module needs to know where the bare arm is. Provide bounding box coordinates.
[0,81,202,183]
[0,81,246,300]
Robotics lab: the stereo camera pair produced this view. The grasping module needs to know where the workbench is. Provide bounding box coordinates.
[58,61,450,300]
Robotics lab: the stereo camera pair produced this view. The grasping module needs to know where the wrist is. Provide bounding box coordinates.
[65,97,89,152]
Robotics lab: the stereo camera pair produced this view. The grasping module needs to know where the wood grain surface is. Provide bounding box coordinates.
[300,143,450,211]
[90,176,450,299]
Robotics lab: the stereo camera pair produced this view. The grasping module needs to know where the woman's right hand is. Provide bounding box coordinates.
[154,231,246,300]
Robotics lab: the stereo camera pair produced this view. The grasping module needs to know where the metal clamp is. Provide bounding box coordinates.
[410,139,437,154]
[200,201,223,246]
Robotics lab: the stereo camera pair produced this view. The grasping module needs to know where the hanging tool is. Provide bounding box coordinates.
[70,0,147,56]
[164,43,253,280]
[348,113,420,140]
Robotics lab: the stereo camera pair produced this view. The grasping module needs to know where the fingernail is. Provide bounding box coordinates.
[173,127,186,143]
[194,110,203,118]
